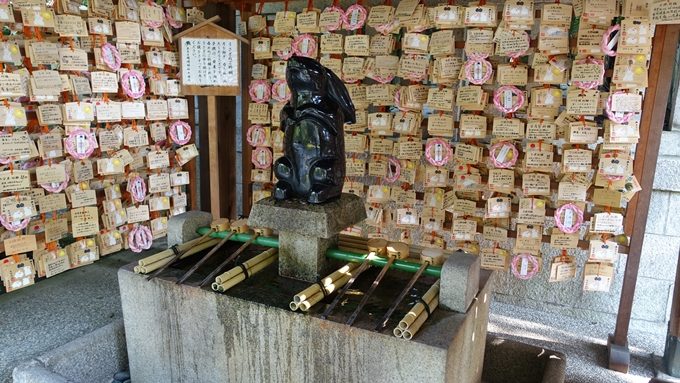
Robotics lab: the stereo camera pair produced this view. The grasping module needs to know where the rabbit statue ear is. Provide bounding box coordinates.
[323,67,356,124]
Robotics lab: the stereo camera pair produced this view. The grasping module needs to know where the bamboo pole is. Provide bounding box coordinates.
[175,231,236,284]
[214,248,277,284]
[293,263,358,304]
[213,253,278,292]
[375,261,429,331]
[402,296,439,340]
[346,256,396,326]
[137,234,212,266]
[398,280,440,330]
[393,328,403,338]
[137,239,220,274]
[298,273,353,312]
[199,233,260,287]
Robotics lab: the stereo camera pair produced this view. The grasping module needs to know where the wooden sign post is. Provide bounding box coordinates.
[174,16,248,218]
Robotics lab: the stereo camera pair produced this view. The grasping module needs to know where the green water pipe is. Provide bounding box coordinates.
[197,227,280,248]
[196,227,442,278]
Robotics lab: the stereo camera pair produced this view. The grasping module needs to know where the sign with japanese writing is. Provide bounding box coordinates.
[180,36,240,95]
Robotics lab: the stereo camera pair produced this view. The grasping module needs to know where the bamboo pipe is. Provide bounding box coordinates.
[402,296,439,340]
[293,263,358,304]
[214,248,277,284]
[393,328,403,338]
[346,242,408,326]
[398,280,440,330]
[213,253,278,292]
[346,256,395,326]
[338,236,368,247]
[337,244,370,254]
[199,233,261,287]
[320,252,377,320]
[298,272,353,312]
[176,231,237,284]
[375,261,429,331]
[289,301,300,311]
[138,239,220,274]
[137,234,211,266]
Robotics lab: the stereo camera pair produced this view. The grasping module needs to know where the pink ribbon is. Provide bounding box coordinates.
[101,43,122,71]
[489,141,519,168]
[129,225,153,253]
[573,56,605,90]
[605,91,635,124]
[251,147,272,169]
[165,6,184,28]
[384,157,401,183]
[292,34,318,58]
[493,85,526,114]
[121,70,146,99]
[321,6,346,31]
[0,215,29,232]
[554,203,584,234]
[65,129,96,159]
[249,80,271,103]
[511,254,539,280]
[425,138,452,167]
[40,167,70,193]
[601,25,620,57]
[464,54,493,85]
[343,4,367,31]
[246,124,267,146]
[169,121,192,145]
[127,176,147,203]
[271,79,291,102]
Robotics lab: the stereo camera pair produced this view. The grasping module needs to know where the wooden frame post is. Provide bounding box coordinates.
[207,95,222,218]
[241,3,254,217]
[609,24,680,373]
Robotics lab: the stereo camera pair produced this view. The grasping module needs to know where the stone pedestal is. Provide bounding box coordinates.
[167,211,212,248]
[440,251,481,313]
[248,194,366,282]
[119,265,493,383]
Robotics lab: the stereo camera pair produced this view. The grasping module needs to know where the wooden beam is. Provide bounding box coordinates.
[207,95,222,218]
[217,3,238,219]
[609,24,680,373]
[198,95,210,212]
[186,95,199,211]
[241,4,254,216]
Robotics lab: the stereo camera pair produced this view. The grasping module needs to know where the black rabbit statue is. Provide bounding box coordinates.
[273,56,356,204]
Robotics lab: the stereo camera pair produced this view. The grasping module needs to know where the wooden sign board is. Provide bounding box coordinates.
[174,17,248,96]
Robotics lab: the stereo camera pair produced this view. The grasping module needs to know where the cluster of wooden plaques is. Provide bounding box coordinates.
[244,0,680,291]
[0,0,203,292]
